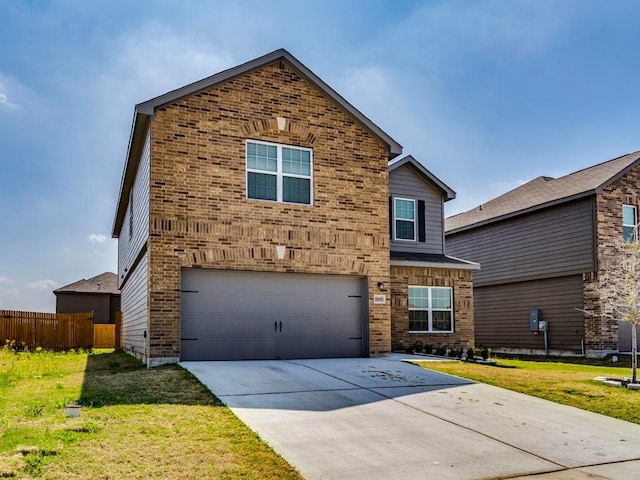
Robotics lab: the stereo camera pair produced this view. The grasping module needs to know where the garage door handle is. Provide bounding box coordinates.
[279,321,282,332]
[274,321,278,332]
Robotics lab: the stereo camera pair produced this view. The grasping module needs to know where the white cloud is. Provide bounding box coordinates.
[88,233,108,244]
[341,67,391,98]
[456,2,569,57]
[27,279,61,291]
[0,74,28,110]
[0,73,46,113]
[402,1,571,61]
[0,276,11,285]
[93,22,234,113]
[0,83,20,109]
[0,282,57,312]
[0,92,18,109]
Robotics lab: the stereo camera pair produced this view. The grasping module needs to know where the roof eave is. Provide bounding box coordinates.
[389,155,456,200]
[390,259,480,270]
[112,111,151,237]
[594,157,640,193]
[446,190,596,235]
[134,48,402,158]
[112,49,403,237]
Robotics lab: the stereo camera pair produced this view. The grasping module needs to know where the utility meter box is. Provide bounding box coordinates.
[529,308,541,332]
[538,320,548,332]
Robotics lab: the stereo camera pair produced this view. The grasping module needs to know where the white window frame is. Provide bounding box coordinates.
[246,139,313,205]
[408,286,454,333]
[393,197,416,242]
[622,204,638,243]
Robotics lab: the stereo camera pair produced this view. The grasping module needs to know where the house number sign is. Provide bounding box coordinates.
[373,295,386,304]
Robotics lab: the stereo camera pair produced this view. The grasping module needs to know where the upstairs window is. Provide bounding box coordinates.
[246,140,312,205]
[623,205,637,242]
[394,198,416,241]
[408,286,454,333]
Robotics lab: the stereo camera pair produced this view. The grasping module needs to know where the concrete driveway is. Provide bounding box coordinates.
[181,355,640,480]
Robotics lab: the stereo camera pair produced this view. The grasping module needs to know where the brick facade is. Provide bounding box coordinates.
[145,60,392,360]
[584,163,640,356]
[390,266,474,351]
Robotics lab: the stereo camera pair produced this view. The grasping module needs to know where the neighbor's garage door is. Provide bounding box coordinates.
[180,269,367,361]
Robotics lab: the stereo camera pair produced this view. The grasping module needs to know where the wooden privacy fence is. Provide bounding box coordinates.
[0,310,121,350]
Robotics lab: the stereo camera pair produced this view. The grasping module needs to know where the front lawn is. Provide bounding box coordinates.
[419,357,639,424]
[0,347,302,479]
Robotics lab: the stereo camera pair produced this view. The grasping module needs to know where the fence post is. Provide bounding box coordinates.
[115,311,122,349]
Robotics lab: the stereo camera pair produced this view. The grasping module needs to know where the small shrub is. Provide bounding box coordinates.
[449,347,463,358]
[0,370,16,389]
[82,420,99,434]
[23,449,57,476]
[25,401,46,418]
[436,345,448,356]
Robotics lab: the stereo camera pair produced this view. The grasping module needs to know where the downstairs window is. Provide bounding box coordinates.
[408,286,453,333]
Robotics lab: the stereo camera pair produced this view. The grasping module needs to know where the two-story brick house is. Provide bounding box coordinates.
[112,49,476,366]
[446,151,640,357]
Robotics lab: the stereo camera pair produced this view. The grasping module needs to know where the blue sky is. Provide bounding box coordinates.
[1,0,639,311]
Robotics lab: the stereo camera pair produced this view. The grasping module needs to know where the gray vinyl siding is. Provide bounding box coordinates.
[121,251,148,358]
[390,164,444,254]
[55,293,111,324]
[474,275,585,352]
[446,198,595,286]
[117,127,150,289]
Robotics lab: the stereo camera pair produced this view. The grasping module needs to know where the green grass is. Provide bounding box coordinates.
[418,357,640,424]
[0,347,302,479]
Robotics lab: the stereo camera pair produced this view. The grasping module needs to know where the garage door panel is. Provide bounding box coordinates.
[180,269,367,361]
[182,336,278,361]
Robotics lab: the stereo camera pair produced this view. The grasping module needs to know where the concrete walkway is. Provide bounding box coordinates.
[181,355,640,480]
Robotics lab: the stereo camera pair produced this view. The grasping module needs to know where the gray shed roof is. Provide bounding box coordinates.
[112,48,403,236]
[389,155,456,201]
[446,150,640,234]
[54,272,120,295]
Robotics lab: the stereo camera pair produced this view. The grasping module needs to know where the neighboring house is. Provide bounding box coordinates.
[445,151,640,357]
[389,155,478,353]
[54,272,121,324]
[111,48,476,366]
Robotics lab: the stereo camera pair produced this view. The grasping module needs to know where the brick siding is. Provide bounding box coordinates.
[145,60,392,360]
[390,266,474,351]
[585,163,640,355]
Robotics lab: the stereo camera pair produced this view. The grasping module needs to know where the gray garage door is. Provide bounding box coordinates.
[180,269,367,361]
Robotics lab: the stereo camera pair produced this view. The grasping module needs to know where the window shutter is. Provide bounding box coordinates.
[389,196,393,239]
[418,200,426,242]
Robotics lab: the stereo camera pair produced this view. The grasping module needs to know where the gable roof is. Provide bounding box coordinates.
[389,155,456,201]
[54,272,120,295]
[112,48,403,236]
[446,150,640,234]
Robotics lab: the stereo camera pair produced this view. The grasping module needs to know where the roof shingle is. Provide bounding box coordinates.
[54,272,119,294]
[446,151,640,233]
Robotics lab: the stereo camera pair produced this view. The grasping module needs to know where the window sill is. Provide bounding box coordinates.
[409,331,454,334]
